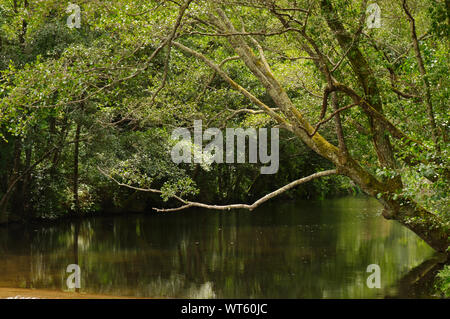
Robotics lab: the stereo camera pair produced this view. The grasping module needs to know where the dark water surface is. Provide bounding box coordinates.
[0,197,439,298]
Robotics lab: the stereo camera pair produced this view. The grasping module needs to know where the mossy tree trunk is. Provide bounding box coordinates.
[173,3,449,257]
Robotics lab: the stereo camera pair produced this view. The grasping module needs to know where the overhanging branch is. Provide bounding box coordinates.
[98,167,337,213]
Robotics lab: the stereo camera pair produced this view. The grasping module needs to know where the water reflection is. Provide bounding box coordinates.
[0,197,436,298]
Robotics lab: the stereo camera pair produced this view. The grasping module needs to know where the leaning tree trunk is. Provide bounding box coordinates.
[319,0,448,256]
[174,5,449,258]
[382,198,449,256]
[341,159,449,257]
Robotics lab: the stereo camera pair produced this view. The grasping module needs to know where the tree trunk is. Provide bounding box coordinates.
[0,138,22,223]
[175,6,449,258]
[341,160,449,257]
[402,0,440,151]
[73,123,81,215]
[385,199,448,257]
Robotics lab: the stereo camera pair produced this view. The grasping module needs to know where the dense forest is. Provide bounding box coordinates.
[0,0,449,296]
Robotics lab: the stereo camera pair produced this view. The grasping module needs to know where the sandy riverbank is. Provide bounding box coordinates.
[0,287,144,299]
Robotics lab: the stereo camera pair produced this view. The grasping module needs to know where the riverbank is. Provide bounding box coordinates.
[0,287,144,299]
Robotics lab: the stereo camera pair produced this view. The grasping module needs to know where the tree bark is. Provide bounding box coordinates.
[320,0,398,173]
[73,123,81,215]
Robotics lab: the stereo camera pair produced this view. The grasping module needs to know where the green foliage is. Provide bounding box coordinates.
[0,0,447,236]
[435,265,450,297]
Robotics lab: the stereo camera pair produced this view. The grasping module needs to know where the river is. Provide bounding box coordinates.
[0,196,441,298]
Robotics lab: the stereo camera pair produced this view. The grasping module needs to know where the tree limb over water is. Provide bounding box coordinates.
[98,167,337,212]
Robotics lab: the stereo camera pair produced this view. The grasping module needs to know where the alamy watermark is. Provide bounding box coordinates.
[171,120,279,174]
[66,264,81,289]
[366,3,381,29]
[66,3,81,29]
[366,264,381,288]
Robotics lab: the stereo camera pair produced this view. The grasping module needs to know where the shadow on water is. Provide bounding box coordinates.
[0,196,443,298]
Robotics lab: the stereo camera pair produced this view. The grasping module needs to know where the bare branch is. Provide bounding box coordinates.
[185,27,301,37]
[196,56,240,102]
[333,82,426,148]
[98,166,337,213]
[309,103,358,138]
[154,169,337,212]
[97,167,186,203]
[149,0,193,106]
[391,87,422,100]
[226,1,309,13]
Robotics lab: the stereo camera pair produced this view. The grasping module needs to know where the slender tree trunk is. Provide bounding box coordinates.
[0,145,58,222]
[402,0,440,151]
[331,92,348,163]
[18,0,28,46]
[21,141,32,218]
[73,123,81,215]
[51,116,69,175]
[0,138,22,223]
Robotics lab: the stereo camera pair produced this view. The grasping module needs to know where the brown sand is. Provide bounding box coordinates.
[0,287,146,299]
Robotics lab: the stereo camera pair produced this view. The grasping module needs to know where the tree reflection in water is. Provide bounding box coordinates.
[0,197,438,298]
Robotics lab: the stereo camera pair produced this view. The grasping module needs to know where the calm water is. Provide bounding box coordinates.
[0,197,439,298]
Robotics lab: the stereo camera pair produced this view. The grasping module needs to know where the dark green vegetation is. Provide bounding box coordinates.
[0,0,448,296]
[435,264,450,296]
